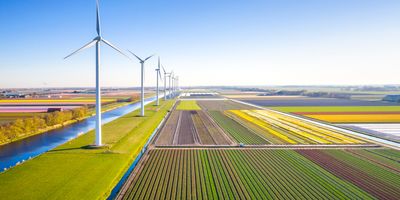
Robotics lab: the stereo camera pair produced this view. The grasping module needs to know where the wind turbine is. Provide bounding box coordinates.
[169,71,174,99]
[155,57,162,106]
[162,66,169,100]
[128,51,154,117]
[64,0,129,146]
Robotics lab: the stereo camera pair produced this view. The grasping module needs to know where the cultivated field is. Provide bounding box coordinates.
[176,100,202,110]
[241,97,397,107]
[227,109,365,144]
[118,98,400,200]
[118,148,400,200]
[155,110,234,146]
[197,100,255,110]
[341,124,400,143]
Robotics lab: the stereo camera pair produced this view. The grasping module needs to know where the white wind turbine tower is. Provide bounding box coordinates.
[169,71,174,99]
[155,57,162,106]
[128,51,154,116]
[64,0,129,146]
[162,66,170,100]
[175,76,179,92]
[171,75,175,96]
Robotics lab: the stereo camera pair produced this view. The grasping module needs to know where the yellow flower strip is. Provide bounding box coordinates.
[247,110,330,144]
[256,110,363,144]
[229,110,297,144]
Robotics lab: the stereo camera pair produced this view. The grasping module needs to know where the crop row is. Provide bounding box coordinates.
[209,111,269,144]
[120,149,373,200]
[197,100,255,111]
[228,110,365,144]
[298,149,400,199]
[155,110,233,145]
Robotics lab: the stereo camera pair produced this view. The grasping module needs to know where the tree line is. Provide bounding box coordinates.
[0,106,88,144]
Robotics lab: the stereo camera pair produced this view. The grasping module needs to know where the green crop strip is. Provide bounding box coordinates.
[209,111,269,144]
[122,149,377,199]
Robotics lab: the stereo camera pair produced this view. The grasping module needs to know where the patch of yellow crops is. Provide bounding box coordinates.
[248,110,332,144]
[229,110,297,144]
[254,110,363,144]
[228,109,364,144]
[305,114,400,123]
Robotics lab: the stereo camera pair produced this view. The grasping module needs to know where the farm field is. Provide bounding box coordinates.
[231,95,398,107]
[197,100,255,110]
[298,149,400,199]
[0,112,45,125]
[209,111,270,145]
[340,124,400,143]
[176,100,201,110]
[227,109,366,144]
[0,99,174,199]
[302,114,400,123]
[117,148,400,200]
[269,106,400,113]
[155,110,234,146]
[268,105,400,123]
[117,98,400,200]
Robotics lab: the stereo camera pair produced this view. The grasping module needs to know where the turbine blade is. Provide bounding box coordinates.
[96,0,101,36]
[127,50,143,62]
[158,56,161,70]
[162,65,166,73]
[158,70,162,80]
[64,39,97,59]
[102,39,131,59]
[144,54,155,61]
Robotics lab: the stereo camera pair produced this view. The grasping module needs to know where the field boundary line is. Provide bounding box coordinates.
[230,99,400,150]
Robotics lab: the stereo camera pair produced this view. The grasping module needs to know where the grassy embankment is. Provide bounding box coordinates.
[0,99,174,200]
[176,100,201,110]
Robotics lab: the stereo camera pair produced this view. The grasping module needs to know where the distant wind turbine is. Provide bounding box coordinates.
[128,51,154,116]
[155,57,162,106]
[169,71,174,98]
[162,66,169,100]
[64,0,129,146]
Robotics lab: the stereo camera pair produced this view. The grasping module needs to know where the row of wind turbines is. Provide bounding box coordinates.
[64,0,179,146]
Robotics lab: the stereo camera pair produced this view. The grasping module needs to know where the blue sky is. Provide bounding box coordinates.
[1,0,400,88]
